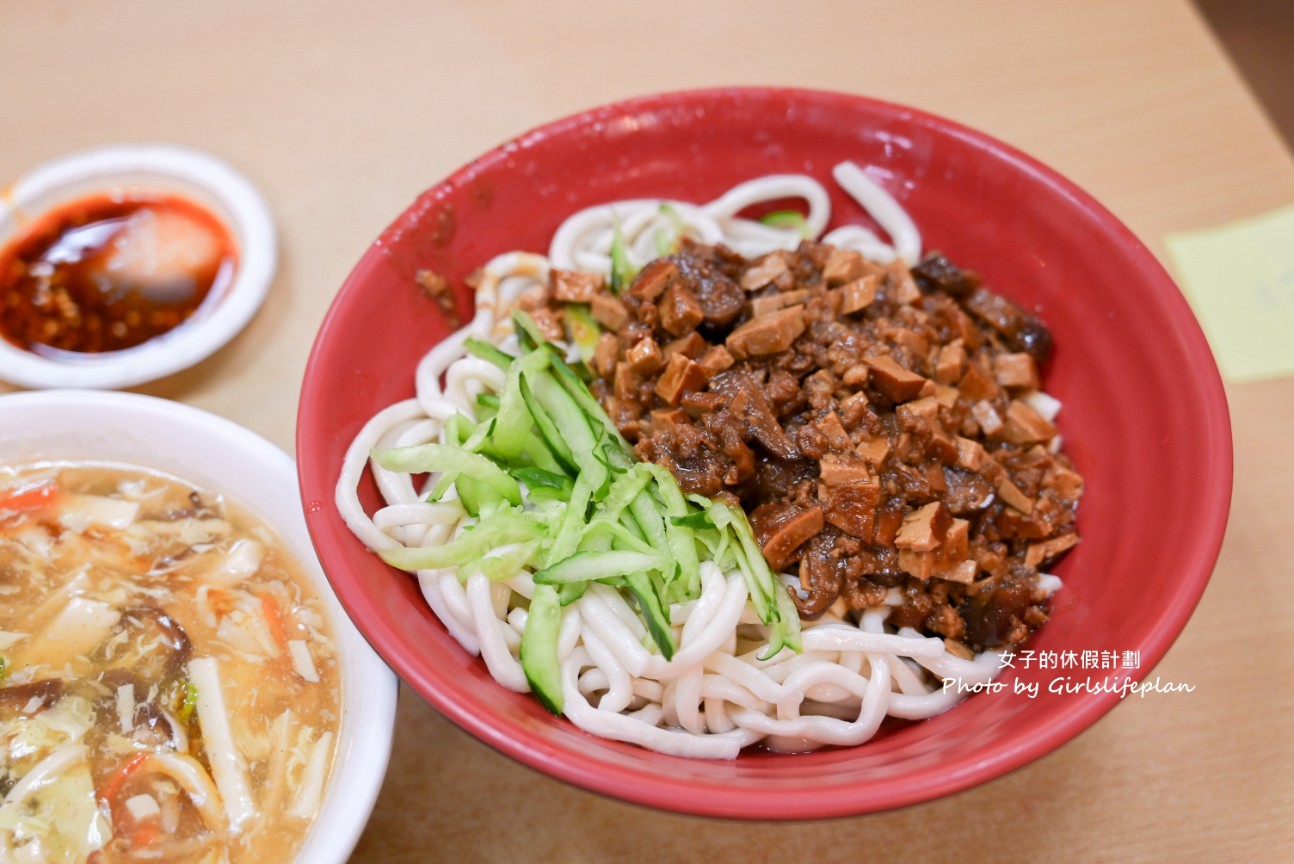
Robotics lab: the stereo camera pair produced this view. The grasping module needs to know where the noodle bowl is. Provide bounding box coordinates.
[299,87,1228,818]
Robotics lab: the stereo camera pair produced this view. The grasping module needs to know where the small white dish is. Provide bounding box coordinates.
[0,389,397,863]
[0,144,277,389]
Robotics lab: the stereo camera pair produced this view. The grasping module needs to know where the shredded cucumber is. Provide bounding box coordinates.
[534,549,671,585]
[609,221,635,294]
[656,203,686,255]
[520,584,564,714]
[377,508,547,571]
[563,304,601,364]
[374,442,521,510]
[372,309,801,713]
[464,337,516,370]
[759,209,814,239]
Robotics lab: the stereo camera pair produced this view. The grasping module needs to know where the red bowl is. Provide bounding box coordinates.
[297,87,1232,818]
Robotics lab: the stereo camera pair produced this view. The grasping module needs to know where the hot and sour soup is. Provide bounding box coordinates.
[0,462,340,864]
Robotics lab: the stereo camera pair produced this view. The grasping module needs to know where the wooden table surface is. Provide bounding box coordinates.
[4,1,1292,860]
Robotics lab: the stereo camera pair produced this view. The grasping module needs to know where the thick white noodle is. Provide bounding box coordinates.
[820,224,898,264]
[830,162,922,265]
[334,163,1051,758]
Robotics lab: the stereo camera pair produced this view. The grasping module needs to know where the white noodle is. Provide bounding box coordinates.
[466,573,528,692]
[335,163,1056,758]
[830,162,922,265]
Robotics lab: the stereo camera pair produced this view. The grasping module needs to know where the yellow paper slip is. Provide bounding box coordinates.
[1164,202,1294,382]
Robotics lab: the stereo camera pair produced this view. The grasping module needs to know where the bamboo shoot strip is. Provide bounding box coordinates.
[187,656,256,832]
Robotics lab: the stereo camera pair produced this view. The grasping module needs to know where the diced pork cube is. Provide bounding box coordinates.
[750,289,810,318]
[741,251,792,290]
[629,259,678,301]
[895,501,951,552]
[835,275,879,315]
[863,355,928,403]
[725,306,805,358]
[653,354,707,405]
[550,268,604,303]
[590,294,629,330]
[993,352,1040,390]
[625,337,664,374]
[658,283,704,336]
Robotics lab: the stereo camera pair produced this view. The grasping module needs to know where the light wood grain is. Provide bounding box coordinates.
[3,1,1292,860]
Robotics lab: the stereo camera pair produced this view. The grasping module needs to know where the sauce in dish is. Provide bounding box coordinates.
[0,463,339,864]
[0,194,236,357]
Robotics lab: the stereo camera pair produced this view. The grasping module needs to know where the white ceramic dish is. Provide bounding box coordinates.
[0,390,396,863]
[0,145,277,389]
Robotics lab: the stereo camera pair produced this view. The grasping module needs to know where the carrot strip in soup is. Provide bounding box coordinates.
[132,821,161,848]
[0,481,58,513]
[98,752,149,804]
[259,591,290,654]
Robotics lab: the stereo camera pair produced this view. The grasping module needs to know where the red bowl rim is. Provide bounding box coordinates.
[298,85,1233,818]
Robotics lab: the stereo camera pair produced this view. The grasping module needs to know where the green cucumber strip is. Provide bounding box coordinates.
[511,466,574,495]
[520,583,564,714]
[414,413,476,501]
[516,428,566,476]
[599,465,653,524]
[557,581,588,606]
[548,354,633,467]
[459,417,499,455]
[465,337,516,370]
[759,209,813,239]
[525,487,567,506]
[454,474,499,517]
[609,221,633,295]
[624,570,676,659]
[578,517,659,557]
[491,351,536,460]
[724,502,777,609]
[642,464,700,597]
[616,510,648,544]
[518,371,577,474]
[627,489,671,569]
[474,393,500,426]
[657,203,685,256]
[563,304,601,365]
[513,309,626,472]
[511,309,543,353]
[425,415,471,504]
[669,511,715,530]
[716,498,801,657]
[373,443,521,508]
[511,309,561,356]
[567,358,595,383]
[378,509,545,571]
[442,412,475,445]
[527,368,607,492]
[768,579,803,656]
[680,492,802,657]
[460,540,540,582]
[533,549,670,586]
[544,471,594,569]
